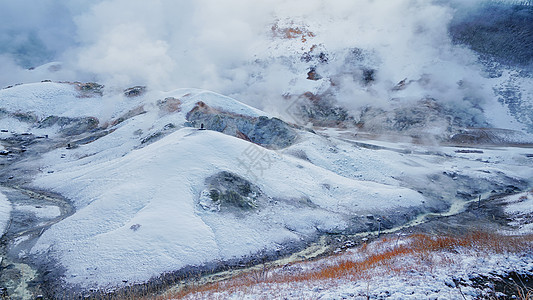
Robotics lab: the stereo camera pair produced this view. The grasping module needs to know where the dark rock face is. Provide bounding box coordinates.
[75,82,104,97]
[286,92,353,128]
[110,106,146,126]
[123,86,146,98]
[11,112,39,124]
[247,116,296,147]
[186,101,298,149]
[200,171,264,212]
[357,100,447,133]
[494,74,533,134]
[0,110,101,137]
[352,98,501,143]
[157,97,181,114]
[307,67,322,80]
[38,116,99,136]
[449,128,525,145]
[140,123,176,145]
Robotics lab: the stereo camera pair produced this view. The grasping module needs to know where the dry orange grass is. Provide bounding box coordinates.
[163,231,533,299]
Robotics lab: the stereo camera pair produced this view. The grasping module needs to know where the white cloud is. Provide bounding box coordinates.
[0,0,503,122]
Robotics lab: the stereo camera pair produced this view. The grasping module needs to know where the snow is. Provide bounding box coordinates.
[505,191,533,215]
[179,234,533,300]
[0,191,11,236]
[15,205,61,220]
[0,0,532,295]
[31,127,427,287]
[0,82,100,118]
[162,88,271,118]
[30,124,533,288]
[504,191,533,234]
[0,82,521,289]
[0,82,531,290]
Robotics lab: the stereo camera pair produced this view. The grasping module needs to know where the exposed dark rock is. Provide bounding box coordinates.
[200,171,264,212]
[140,123,176,145]
[449,128,522,145]
[468,272,533,300]
[71,130,114,146]
[75,82,104,98]
[38,116,99,136]
[352,98,499,143]
[157,97,181,114]
[391,78,409,91]
[361,69,375,85]
[493,71,533,134]
[186,101,298,149]
[455,149,484,154]
[124,86,146,98]
[247,116,296,147]
[295,92,352,127]
[11,112,39,124]
[307,67,322,81]
[300,44,329,64]
[110,106,146,127]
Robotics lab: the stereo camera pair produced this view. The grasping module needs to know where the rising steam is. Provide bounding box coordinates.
[0,0,531,132]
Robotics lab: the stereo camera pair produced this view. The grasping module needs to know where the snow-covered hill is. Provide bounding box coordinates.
[31,127,427,287]
[0,0,532,297]
[0,81,531,293]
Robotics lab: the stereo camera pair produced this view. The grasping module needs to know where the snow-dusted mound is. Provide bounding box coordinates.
[31,128,426,287]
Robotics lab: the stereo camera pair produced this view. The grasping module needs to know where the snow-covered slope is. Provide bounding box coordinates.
[0,1,532,297]
[31,127,427,287]
[0,191,10,237]
[0,82,530,290]
[504,190,533,234]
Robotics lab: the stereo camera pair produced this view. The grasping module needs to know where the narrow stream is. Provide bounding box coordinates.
[0,130,527,298]
[0,185,74,299]
[161,191,496,296]
[0,183,495,298]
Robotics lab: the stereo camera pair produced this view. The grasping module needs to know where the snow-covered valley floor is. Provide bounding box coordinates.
[161,194,533,300]
[171,228,533,300]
